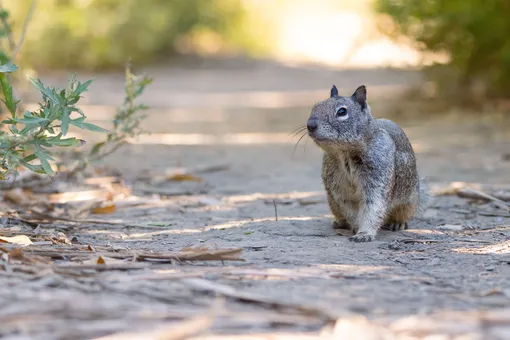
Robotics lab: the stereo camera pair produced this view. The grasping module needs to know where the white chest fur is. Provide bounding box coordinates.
[330,156,363,216]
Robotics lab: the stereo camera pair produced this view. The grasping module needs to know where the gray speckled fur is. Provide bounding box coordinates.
[307,85,427,242]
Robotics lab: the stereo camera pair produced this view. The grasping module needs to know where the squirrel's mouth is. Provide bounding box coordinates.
[308,132,332,143]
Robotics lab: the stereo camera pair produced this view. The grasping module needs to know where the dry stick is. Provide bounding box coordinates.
[399,238,441,244]
[94,298,222,340]
[17,212,140,227]
[7,246,244,263]
[457,188,510,212]
[55,263,150,271]
[125,268,334,282]
[273,199,278,221]
[453,238,493,244]
[183,278,338,321]
[477,211,510,218]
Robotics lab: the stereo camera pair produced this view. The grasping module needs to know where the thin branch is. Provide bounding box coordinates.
[273,199,278,221]
[12,0,37,61]
[0,1,15,52]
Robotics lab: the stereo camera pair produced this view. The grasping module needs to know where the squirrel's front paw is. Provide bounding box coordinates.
[348,232,375,243]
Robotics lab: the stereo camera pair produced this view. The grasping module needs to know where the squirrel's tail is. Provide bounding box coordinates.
[415,176,431,217]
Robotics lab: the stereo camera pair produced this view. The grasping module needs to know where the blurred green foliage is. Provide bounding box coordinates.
[7,0,270,70]
[376,0,510,99]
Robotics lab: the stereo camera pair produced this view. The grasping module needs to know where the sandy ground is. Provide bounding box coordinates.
[2,61,510,339]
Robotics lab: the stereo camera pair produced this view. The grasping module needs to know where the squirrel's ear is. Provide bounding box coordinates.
[352,85,367,108]
[330,85,338,98]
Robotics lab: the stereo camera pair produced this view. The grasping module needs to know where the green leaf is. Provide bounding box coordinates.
[15,116,48,124]
[29,77,60,104]
[71,107,86,117]
[0,53,8,65]
[8,124,18,134]
[0,74,18,116]
[67,95,80,105]
[38,139,53,148]
[90,141,105,155]
[0,9,8,20]
[35,152,53,175]
[80,122,109,133]
[19,123,38,135]
[0,62,18,73]
[23,154,38,163]
[74,79,93,95]
[21,161,44,173]
[34,141,55,161]
[70,118,108,133]
[46,135,83,147]
[72,116,86,123]
[134,104,149,111]
[61,107,70,135]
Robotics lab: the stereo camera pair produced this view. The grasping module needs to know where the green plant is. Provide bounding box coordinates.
[376,0,510,100]
[67,65,152,174]
[0,3,151,183]
[0,2,108,180]
[0,63,106,179]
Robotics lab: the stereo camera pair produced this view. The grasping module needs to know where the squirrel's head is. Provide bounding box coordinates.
[307,85,373,151]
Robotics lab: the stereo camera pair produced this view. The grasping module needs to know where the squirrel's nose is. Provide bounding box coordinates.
[307,119,318,133]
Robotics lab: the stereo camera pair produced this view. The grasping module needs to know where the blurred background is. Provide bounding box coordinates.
[4,0,510,184]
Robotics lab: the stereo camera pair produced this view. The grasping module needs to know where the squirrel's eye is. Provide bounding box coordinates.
[336,107,347,117]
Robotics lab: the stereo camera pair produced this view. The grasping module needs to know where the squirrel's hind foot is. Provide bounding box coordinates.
[332,220,350,230]
[382,222,409,231]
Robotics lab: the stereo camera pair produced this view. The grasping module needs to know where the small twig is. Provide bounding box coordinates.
[458,188,510,211]
[453,238,493,244]
[16,212,136,227]
[449,208,472,215]
[477,211,510,218]
[399,238,441,244]
[54,263,149,271]
[273,199,278,221]
[11,0,37,61]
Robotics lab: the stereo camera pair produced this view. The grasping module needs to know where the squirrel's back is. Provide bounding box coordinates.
[375,118,428,214]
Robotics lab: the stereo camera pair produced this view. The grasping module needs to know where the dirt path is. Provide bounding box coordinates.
[2,62,510,339]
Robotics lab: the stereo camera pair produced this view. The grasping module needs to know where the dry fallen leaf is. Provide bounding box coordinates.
[82,255,126,266]
[167,173,203,182]
[50,232,72,245]
[92,203,116,214]
[48,189,110,203]
[0,235,33,246]
[437,224,464,231]
[7,248,50,265]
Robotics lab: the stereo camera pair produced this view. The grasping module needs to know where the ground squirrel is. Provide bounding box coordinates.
[307,85,427,242]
